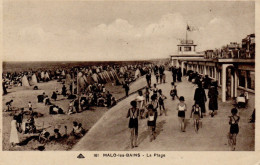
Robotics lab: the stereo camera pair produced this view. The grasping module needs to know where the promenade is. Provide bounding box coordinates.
[73,71,254,151]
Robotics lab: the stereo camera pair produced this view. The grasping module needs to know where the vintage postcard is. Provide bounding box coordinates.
[0,0,259,164]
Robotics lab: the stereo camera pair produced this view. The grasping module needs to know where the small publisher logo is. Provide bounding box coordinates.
[77,153,85,159]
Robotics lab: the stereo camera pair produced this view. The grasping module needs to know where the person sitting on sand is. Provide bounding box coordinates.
[39,129,50,144]
[5,99,13,112]
[70,122,84,138]
[111,97,117,107]
[51,91,57,101]
[53,129,62,140]
[45,96,51,106]
[67,101,74,115]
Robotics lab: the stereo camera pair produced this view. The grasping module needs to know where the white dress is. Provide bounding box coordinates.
[10,120,19,144]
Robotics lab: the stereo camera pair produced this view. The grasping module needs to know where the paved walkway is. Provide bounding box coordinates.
[73,71,254,151]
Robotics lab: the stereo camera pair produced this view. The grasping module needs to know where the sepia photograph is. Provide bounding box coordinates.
[1,1,255,153]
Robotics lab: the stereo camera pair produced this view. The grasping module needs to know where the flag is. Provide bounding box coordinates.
[187,24,199,31]
[187,25,191,31]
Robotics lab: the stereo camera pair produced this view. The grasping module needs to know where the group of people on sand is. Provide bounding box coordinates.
[4,63,153,150]
[125,64,246,151]
[9,111,86,149]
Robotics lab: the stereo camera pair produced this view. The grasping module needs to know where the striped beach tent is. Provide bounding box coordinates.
[22,75,30,87]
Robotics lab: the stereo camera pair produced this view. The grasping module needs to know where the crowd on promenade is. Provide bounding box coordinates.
[126,64,253,151]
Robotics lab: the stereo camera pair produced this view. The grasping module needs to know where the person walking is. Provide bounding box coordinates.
[151,83,158,98]
[123,81,130,97]
[194,83,207,117]
[177,67,182,82]
[172,67,177,83]
[144,104,157,142]
[150,94,158,131]
[146,72,151,88]
[136,90,145,119]
[170,84,178,100]
[145,87,150,103]
[228,108,240,151]
[176,96,187,132]
[158,89,167,116]
[190,103,202,133]
[208,81,218,117]
[126,101,139,148]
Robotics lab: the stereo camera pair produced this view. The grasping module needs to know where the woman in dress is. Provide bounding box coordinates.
[176,96,187,132]
[10,116,19,147]
[208,81,218,117]
[228,108,240,151]
[194,83,207,117]
[126,100,139,148]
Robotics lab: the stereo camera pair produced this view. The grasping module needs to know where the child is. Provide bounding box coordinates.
[228,108,240,151]
[170,85,178,100]
[145,104,156,142]
[190,103,202,132]
[158,89,167,116]
[176,96,187,132]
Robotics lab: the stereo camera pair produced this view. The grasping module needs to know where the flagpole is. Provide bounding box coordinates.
[186,24,188,44]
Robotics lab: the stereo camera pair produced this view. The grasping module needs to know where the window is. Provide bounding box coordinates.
[238,70,246,88]
[184,46,191,51]
[179,47,182,51]
[247,71,255,90]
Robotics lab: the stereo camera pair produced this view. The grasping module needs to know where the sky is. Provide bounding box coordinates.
[3,1,255,61]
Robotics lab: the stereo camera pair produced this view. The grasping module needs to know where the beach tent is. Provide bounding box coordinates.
[110,71,115,80]
[100,72,108,82]
[77,72,83,79]
[86,75,95,84]
[65,74,72,85]
[30,74,38,85]
[98,73,104,81]
[44,72,50,80]
[112,70,120,81]
[120,67,125,74]
[105,71,111,81]
[78,77,87,93]
[83,75,88,83]
[41,71,45,80]
[22,75,30,87]
[92,73,99,83]
[61,70,66,76]
[135,69,141,79]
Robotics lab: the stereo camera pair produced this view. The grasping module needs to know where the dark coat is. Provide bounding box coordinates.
[194,87,207,113]
[208,86,218,110]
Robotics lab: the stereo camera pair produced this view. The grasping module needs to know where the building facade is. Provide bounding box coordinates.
[170,34,255,102]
